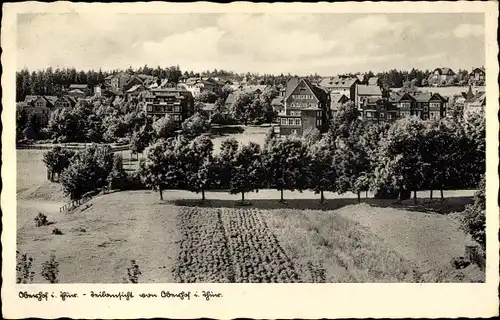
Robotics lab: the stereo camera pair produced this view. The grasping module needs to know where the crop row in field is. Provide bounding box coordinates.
[220,208,300,283]
[173,207,233,282]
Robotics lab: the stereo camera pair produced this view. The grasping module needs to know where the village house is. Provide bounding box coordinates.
[105,72,133,92]
[319,76,359,101]
[178,77,221,97]
[329,93,350,114]
[396,92,448,120]
[271,96,284,114]
[463,90,486,120]
[428,67,456,87]
[277,77,330,137]
[358,97,388,124]
[143,88,194,123]
[468,67,486,87]
[67,84,91,96]
[21,95,58,126]
[354,84,382,108]
[54,95,78,109]
[124,74,158,92]
[200,102,217,120]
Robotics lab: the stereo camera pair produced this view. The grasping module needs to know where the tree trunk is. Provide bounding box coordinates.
[430,189,433,200]
[413,190,417,204]
[357,191,361,203]
[320,190,324,203]
[397,187,403,204]
[159,188,163,201]
[241,192,245,202]
[440,189,444,201]
[202,189,205,201]
[280,189,284,202]
[365,190,368,198]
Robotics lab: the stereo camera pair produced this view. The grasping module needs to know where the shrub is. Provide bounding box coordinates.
[52,228,64,235]
[16,251,35,284]
[461,175,485,251]
[107,153,128,190]
[127,260,142,283]
[59,144,114,200]
[35,212,49,227]
[41,254,59,283]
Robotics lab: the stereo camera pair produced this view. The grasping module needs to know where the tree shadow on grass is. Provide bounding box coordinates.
[167,196,473,214]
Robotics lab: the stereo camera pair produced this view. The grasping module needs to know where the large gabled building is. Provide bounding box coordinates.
[143,88,194,123]
[277,77,330,137]
[396,92,448,120]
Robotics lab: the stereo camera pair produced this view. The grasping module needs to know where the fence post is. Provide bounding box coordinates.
[465,245,477,261]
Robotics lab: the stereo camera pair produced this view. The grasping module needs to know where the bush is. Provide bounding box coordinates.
[41,254,59,283]
[16,251,35,284]
[461,175,485,251]
[127,260,141,283]
[52,228,64,235]
[59,144,114,200]
[35,212,49,227]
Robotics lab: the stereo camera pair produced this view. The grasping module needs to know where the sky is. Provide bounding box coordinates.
[17,13,485,76]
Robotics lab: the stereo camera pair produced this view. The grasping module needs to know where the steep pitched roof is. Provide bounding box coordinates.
[283,77,300,100]
[368,77,379,86]
[434,67,455,75]
[319,77,358,88]
[271,97,283,106]
[24,95,39,104]
[126,84,143,93]
[356,85,382,96]
[330,93,349,103]
[44,96,58,106]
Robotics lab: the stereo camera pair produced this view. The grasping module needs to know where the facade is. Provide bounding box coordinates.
[143,88,194,123]
[319,77,359,100]
[329,93,350,113]
[54,96,77,109]
[271,96,284,114]
[22,95,58,126]
[358,97,388,124]
[463,91,486,120]
[428,67,456,87]
[468,67,486,87]
[355,84,382,108]
[178,77,221,97]
[105,72,132,92]
[396,92,448,120]
[278,77,330,136]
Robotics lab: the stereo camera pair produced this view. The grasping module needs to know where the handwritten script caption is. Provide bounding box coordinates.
[18,290,223,302]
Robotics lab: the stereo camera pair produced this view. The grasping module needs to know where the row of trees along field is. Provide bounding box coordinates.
[137,103,484,203]
[43,102,484,204]
[43,103,485,247]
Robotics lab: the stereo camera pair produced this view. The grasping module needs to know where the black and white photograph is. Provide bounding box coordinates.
[2,1,498,319]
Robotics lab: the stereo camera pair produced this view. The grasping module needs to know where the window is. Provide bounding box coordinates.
[147,105,153,112]
[295,118,301,126]
[174,105,181,112]
[316,119,322,126]
[380,112,385,118]
[288,118,294,125]
[430,102,440,109]
[366,111,372,118]
[290,110,301,116]
[387,114,392,119]
[317,111,321,117]
[281,118,287,125]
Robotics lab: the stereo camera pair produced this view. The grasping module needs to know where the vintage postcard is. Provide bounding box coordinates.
[2,1,499,318]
